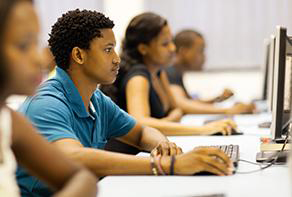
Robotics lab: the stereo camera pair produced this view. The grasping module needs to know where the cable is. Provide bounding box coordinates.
[236,159,273,174]
[239,159,262,166]
[236,128,290,174]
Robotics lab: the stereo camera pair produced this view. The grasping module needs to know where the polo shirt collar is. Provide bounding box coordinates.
[54,67,92,118]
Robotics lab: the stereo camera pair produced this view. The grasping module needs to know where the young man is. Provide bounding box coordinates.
[165,29,255,114]
[17,10,233,196]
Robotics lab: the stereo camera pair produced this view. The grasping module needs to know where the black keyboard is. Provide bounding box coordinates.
[197,144,239,167]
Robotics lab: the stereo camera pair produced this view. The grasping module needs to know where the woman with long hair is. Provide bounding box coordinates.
[101,12,236,155]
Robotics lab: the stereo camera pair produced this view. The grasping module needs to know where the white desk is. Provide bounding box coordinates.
[180,113,272,128]
[99,114,291,197]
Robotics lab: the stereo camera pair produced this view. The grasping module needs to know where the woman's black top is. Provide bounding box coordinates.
[117,64,169,118]
[104,64,170,155]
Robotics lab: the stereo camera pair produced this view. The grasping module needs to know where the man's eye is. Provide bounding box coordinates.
[105,48,112,53]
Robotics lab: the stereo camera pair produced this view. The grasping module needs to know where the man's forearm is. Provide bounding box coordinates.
[62,147,153,177]
[138,126,169,152]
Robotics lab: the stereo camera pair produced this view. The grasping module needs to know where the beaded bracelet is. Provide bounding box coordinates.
[150,155,159,175]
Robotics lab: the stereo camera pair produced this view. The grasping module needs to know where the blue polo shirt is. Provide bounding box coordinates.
[16,67,136,197]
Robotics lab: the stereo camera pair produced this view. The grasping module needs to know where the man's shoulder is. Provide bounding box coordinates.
[93,89,113,106]
[165,65,179,76]
[19,80,71,114]
[37,78,66,97]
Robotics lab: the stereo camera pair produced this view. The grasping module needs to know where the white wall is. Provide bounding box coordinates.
[184,70,263,103]
[33,0,292,70]
[34,0,104,47]
[145,0,292,70]
[103,0,145,52]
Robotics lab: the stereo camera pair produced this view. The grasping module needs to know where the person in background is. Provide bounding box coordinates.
[101,12,237,155]
[17,9,233,196]
[0,0,97,197]
[101,13,237,136]
[165,29,255,115]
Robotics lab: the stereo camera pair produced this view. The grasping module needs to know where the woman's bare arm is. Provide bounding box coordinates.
[125,76,230,135]
[10,109,97,196]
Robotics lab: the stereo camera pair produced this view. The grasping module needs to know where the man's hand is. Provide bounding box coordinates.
[151,141,183,157]
[160,147,234,176]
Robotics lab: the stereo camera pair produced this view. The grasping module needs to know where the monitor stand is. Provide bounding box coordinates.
[274,138,291,143]
[273,111,291,143]
[256,150,289,164]
[260,141,290,151]
[261,118,291,151]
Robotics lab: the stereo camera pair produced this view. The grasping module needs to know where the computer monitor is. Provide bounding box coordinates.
[271,26,292,141]
[267,35,276,112]
[262,39,270,100]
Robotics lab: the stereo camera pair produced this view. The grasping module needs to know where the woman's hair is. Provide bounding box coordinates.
[0,0,32,91]
[100,12,167,103]
[119,12,167,68]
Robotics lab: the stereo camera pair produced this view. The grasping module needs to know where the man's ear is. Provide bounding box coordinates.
[71,47,86,65]
[137,43,149,56]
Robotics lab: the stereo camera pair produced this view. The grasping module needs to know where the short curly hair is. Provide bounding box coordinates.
[174,29,203,52]
[48,9,114,70]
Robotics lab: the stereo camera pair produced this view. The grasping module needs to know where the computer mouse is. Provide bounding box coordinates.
[193,171,217,176]
[231,129,244,135]
[212,128,243,136]
[194,168,236,175]
[212,132,223,136]
[194,170,235,176]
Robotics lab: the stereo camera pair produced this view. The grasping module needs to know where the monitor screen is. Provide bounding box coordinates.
[286,36,292,132]
[262,39,270,100]
[271,26,292,141]
[267,35,276,112]
[284,56,292,112]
